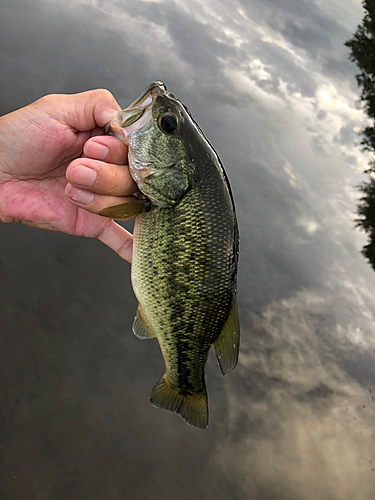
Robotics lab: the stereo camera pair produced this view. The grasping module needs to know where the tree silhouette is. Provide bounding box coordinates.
[346,0,375,270]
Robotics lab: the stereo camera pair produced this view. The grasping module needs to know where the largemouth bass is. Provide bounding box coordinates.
[100,81,239,428]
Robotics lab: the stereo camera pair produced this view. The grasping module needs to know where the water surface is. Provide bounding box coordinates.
[1,0,374,498]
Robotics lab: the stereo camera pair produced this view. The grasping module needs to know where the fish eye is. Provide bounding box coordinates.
[159,113,178,134]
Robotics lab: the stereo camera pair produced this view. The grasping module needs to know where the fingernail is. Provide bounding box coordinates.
[67,185,94,205]
[69,165,97,187]
[87,141,109,160]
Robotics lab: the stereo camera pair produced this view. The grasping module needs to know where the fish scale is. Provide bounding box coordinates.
[101,81,239,428]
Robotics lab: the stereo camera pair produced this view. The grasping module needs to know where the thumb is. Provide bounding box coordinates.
[62,89,122,131]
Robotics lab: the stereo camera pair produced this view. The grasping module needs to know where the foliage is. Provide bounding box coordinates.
[356,177,375,270]
[346,0,375,268]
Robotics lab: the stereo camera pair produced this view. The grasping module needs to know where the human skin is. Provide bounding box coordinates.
[0,89,136,262]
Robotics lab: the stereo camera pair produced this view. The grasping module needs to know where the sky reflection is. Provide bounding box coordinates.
[1,0,375,498]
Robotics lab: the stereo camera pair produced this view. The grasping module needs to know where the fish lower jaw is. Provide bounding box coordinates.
[129,164,153,184]
[128,160,177,184]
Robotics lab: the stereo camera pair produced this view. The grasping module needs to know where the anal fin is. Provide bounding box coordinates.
[132,305,156,339]
[213,297,240,375]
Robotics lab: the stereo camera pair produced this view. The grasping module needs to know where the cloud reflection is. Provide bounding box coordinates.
[1,0,375,498]
[221,286,375,498]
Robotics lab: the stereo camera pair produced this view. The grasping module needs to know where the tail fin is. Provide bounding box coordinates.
[149,375,208,429]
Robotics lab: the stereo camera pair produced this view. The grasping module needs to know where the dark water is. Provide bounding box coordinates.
[1,0,375,498]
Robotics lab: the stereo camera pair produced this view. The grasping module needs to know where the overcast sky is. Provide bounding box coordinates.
[1,0,375,498]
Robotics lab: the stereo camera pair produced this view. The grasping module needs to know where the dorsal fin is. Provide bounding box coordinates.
[213,297,240,375]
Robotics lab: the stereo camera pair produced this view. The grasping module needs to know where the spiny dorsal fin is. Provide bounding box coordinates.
[132,306,156,339]
[99,199,148,220]
[150,375,208,429]
[213,297,240,375]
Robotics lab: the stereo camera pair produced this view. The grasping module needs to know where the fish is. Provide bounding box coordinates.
[100,81,239,429]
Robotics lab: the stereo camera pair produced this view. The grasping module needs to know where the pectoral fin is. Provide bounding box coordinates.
[213,297,240,375]
[138,164,189,207]
[99,199,148,220]
[132,305,156,339]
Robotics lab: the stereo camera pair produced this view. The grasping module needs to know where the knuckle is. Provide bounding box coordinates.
[0,200,15,223]
[118,236,133,263]
[92,88,116,102]
[0,212,15,223]
[33,94,58,107]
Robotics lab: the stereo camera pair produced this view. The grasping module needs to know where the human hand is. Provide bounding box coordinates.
[0,90,136,262]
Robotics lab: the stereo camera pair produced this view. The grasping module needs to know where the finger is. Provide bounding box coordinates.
[58,89,122,131]
[83,135,128,165]
[90,126,106,138]
[65,184,137,215]
[66,159,137,197]
[97,219,133,263]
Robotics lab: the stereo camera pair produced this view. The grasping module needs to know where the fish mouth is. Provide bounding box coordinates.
[104,81,167,139]
[127,81,167,109]
[104,81,172,185]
